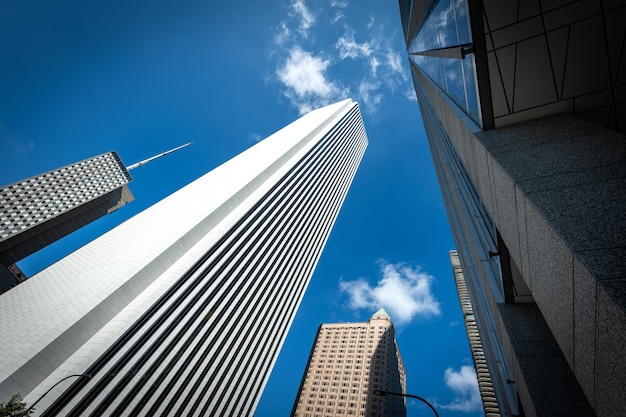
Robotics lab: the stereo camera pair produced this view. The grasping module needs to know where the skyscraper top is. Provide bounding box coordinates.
[292,307,406,417]
[372,308,391,320]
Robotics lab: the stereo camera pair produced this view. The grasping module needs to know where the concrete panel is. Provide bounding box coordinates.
[577,247,626,308]
[487,50,511,119]
[493,44,516,111]
[562,16,611,99]
[477,113,591,156]
[594,287,626,417]
[494,99,573,128]
[572,258,597,408]
[498,303,593,417]
[492,165,520,266]
[514,36,558,112]
[486,128,605,185]
[516,188,531,284]
[472,140,496,218]
[491,16,543,50]
[525,202,574,367]
[543,0,601,30]
[519,160,626,195]
[485,153,499,227]
[529,178,626,253]
[483,0,518,31]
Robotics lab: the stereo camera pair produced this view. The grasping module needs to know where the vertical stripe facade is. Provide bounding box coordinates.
[0,99,368,417]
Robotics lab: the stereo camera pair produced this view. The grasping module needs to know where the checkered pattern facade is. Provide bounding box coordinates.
[0,152,131,242]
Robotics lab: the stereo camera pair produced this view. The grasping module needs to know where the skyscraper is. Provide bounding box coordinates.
[0,143,191,294]
[0,99,368,416]
[291,309,406,417]
[450,250,501,417]
[0,152,134,291]
[400,1,626,416]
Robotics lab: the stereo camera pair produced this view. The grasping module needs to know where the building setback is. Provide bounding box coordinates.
[0,152,134,291]
[291,309,406,417]
[400,1,626,416]
[0,99,368,416]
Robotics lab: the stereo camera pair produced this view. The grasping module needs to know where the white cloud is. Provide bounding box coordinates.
[405,87,417,102]
[357,80,382,112]
[276,47,346,114]
[275,22,291,45]
[292,0,316,37]
[339,262,441,325]
[330,11,344,24]
[277,47,335,98]
[271,1,413,115]
[335,29,374,60]
[440,366,482,413]
[330,0,348,7]
[369,56,380,76]
[386,50,405,76]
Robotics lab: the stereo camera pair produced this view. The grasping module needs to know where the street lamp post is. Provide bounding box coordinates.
[19,374,91,416]
[373,389,440,417]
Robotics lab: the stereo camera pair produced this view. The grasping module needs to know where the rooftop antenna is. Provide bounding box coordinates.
[126,142,193,171]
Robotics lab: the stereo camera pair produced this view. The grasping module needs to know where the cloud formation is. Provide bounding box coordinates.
[357,79,382,110]
[276,47,346,114]
[386,50,405,76]
[330,0,348,7]
[330,11,344,24]
[440,366,482,413]
[275,22,291,45]
[335,30,374,60]
[272,0,411,115]
[292,0,316,37]
[339,262,441,325]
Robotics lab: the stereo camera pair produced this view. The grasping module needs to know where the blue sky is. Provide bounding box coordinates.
[0,1,482,416]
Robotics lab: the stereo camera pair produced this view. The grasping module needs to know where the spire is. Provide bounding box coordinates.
[371,308,391,319]
[126,142,193,171]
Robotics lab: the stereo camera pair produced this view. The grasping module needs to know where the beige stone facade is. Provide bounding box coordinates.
[291,310,406,417]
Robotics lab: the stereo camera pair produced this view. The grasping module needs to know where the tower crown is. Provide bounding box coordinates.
[371,308,391,320]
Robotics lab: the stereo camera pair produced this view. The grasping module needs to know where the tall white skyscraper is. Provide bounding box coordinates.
[0,99,368,416]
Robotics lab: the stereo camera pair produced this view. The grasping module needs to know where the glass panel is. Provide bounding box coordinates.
[409,0,470,52]
[463,56,479,121]
[408,0,480,126]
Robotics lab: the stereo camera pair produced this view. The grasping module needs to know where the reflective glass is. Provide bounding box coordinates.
[410,0,470,52]
[408,0,480,126]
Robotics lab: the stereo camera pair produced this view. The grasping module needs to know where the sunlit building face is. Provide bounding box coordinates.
[0,99,368,417]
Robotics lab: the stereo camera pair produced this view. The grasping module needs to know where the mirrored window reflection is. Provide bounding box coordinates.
[410,54,479,122]
[410,0,470,51]
[409,0,480,125]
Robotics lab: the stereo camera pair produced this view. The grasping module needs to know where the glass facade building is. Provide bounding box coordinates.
[401,1,626,416]
[408,0,480,124]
